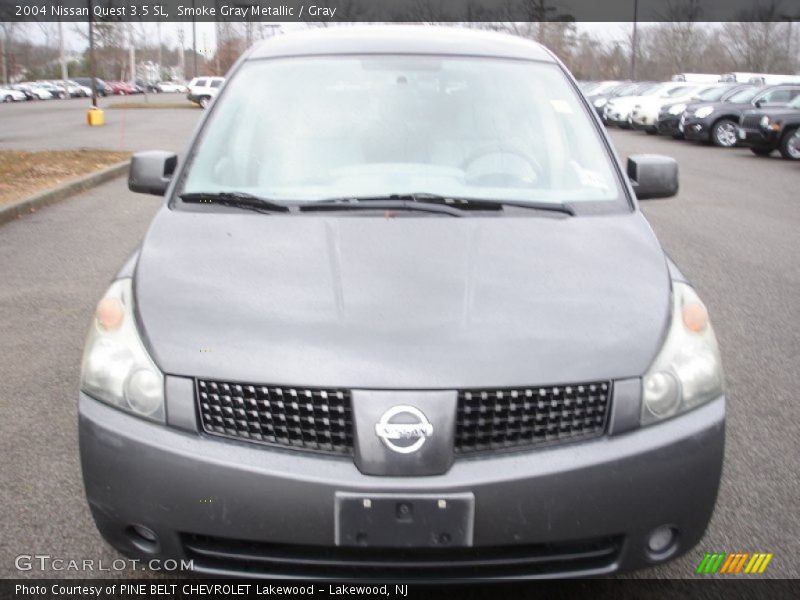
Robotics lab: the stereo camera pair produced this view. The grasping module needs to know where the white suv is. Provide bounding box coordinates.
[187,76,225,108]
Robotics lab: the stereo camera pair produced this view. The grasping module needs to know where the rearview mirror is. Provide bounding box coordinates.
[627,154,679,200]
[128,151,178,196]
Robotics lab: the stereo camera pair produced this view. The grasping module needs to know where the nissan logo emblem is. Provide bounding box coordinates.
[374,405,433,454]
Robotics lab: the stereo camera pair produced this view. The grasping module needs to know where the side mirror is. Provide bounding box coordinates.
[754,100,763,108]
[128,150,178,196]
[627,154,679,200]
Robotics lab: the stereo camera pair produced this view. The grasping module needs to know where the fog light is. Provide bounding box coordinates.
[126,524,159,553]
[648,525,677,555]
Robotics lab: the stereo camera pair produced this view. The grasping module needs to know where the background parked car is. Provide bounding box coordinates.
[11,84,49,100]
[630,83,707,134]
[682,84,800,147]
[604,82,693,128]
[72,77,113,97]
[186,76,225,108]
[738,95,800,160]
[591,82,658,119]
[107,81,134,95]
[33,81,67,99]
[657,84,754,138]
[156,81,187,93]
[0,86,26,102]
[135,80,160,93]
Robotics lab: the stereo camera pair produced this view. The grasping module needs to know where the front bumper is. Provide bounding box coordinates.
[629,111,657,130]
[80,391,725,580]
[657,115,681,136]
[737,127,778,149]
[682,118,712,141]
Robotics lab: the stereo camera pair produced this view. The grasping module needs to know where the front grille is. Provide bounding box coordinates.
[181,533,623,579]
[197,379,353,454]
[740,114,762,129]
[455,382,611,454]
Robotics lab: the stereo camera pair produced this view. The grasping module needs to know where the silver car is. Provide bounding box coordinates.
[79,26,725,579]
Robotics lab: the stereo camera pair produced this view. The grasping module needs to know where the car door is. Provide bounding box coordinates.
[754,87,800,108]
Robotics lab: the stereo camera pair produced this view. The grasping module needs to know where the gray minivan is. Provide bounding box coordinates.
[79,26,725,579]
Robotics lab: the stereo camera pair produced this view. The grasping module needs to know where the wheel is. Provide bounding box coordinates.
[749,146,772,156]
[199,96,210,108]
[778,128,800,160]
[2,95,11,103]
[711,119,738,147]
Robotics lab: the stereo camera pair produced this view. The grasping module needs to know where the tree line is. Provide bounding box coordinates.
[1,20,797,85]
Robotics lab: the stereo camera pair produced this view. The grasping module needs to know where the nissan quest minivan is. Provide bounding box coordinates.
[79,27,725,579]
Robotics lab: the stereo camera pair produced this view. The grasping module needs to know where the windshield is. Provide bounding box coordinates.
[182,56,623,207]
[664,85,695,97]
[728,87,761,104]
[695,86,731,101]
[611,83,638,96]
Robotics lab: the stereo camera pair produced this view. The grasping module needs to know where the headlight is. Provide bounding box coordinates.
[80,278,165,422]
[694,106,714,118]
[641,282,724,426]
[668,103,686,115]
[759,115,770,128]
[593,97,607,108]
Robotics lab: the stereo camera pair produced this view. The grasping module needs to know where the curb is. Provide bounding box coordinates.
[0,160,130,227]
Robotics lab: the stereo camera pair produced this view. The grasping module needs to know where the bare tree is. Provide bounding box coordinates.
[721,1,792,72]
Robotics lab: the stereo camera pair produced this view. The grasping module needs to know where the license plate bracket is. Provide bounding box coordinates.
[335,492,474,548]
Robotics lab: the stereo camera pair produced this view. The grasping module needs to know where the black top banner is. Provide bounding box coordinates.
[1,0,799,23]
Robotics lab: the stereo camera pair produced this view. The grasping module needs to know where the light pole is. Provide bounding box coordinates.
[192,0,197,78]
[782,16,796,73]
[630,0,639,81]
[88,0,96,107]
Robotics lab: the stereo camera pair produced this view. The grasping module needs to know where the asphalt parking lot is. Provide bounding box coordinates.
[0,94,198,153]
[0,102,798,582]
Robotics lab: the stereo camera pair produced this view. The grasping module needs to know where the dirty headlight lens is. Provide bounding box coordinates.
[641,282,723,425]
[80,278,164,422]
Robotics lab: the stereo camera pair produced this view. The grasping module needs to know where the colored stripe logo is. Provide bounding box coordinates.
[696,552,773,574]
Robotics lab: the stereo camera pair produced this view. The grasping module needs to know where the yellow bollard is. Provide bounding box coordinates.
[86,107,105,126]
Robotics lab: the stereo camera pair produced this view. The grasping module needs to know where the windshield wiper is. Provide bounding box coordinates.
[300,193,575,216]
[180,191,290,213]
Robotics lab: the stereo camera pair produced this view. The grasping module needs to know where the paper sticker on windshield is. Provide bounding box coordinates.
[550,99,573,114]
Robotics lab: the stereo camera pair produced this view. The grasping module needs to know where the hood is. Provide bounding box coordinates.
[134,209,671,389]
[696,101,750,114]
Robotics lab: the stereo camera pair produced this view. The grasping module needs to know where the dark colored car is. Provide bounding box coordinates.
[681,84,800,147]
[135,80,159,93]
[73,77,113,97]
[78,27,725,580]
[657,84,753,138]
[738,95,800,160]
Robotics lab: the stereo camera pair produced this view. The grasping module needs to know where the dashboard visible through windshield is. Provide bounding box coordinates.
[181,55,626,211]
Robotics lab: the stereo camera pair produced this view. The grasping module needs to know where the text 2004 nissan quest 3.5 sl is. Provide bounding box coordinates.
[79,27,725,579]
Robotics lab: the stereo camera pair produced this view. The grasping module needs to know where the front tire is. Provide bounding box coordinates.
[778,128,800,160]
[711,118,738,147]
[199,96,210,109]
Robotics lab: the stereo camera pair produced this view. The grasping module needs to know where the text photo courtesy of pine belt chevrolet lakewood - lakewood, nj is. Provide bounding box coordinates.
[0,0,798,597]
